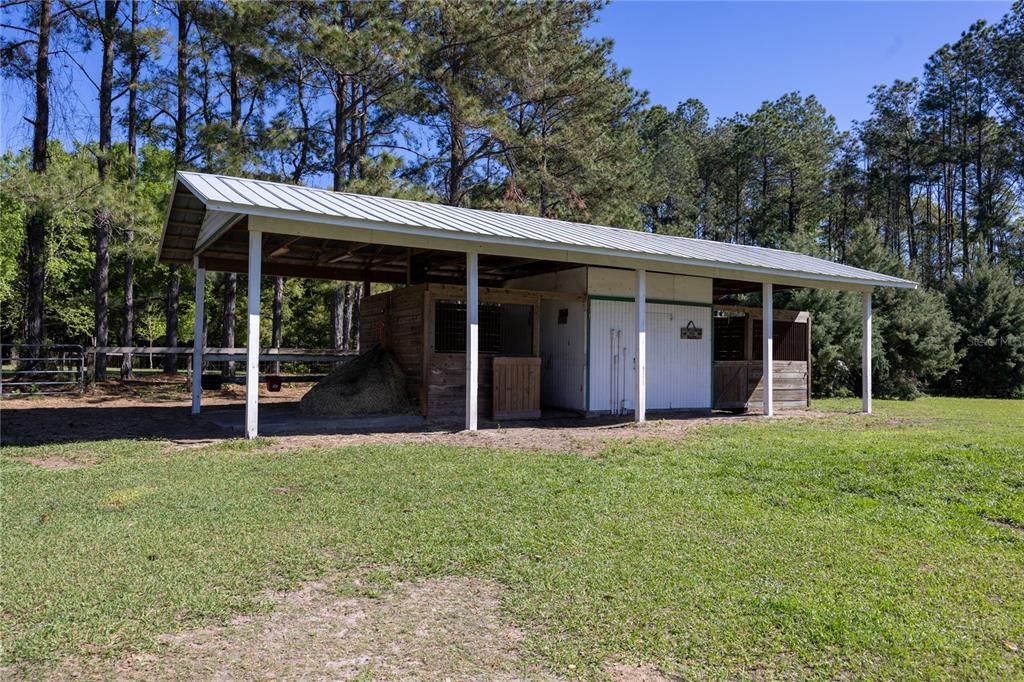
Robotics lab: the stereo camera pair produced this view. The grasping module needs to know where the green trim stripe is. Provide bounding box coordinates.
[585,299,591,411]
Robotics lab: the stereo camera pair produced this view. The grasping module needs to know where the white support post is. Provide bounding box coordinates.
[191,257,205,415]
[465,252,479,431]
[245,231,262,439]
[862,290,872,415]
[635,268,646,423]
[762,281,774,417]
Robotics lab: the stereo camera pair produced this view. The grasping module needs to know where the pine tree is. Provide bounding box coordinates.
[846,222,959,398]
[410,0,533,206]
[1,0,54,360]
[944,263,1024,396]
[504,1,646,227]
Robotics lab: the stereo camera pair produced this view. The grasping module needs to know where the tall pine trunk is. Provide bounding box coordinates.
[330,67,348,351]
[271,276,283,373]
[93,0,118,381]
[121,0,140,380]
[24,0,50,365]
[222,36,242,376]
[330,286,344,351]
[165,0,189,374]
[223,274,236,377]
[447,102,465,206]
[341,282,353,350]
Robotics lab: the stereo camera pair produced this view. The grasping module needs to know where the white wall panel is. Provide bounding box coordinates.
[586,267,711,303]
[538,299,586,410]
[588,299,711,412]
[588,299,636,414]
[506,267,587,294]
[644,303,711,409]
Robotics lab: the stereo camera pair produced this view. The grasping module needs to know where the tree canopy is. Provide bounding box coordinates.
[1,0,1022,398]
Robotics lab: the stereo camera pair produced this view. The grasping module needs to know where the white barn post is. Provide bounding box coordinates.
[245,231,262,439]
[762,281,774,417]
[862,291,872,414]
[465,252,479,431]
[191,257,205,415]
[635,268,647,422]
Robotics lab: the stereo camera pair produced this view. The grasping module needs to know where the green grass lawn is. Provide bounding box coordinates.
[2,397,1022,679]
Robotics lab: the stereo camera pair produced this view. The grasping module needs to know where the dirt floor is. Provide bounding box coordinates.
[0,374,824,456]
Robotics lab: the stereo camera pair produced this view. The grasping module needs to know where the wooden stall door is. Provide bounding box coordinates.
[492,357,541,420]
[713,361,750,409]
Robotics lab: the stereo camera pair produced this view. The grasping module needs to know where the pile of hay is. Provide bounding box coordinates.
[299,345,410,416]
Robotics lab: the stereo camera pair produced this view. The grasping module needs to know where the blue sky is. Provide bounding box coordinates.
[588,1,1013,128]
[1,1,1014,153]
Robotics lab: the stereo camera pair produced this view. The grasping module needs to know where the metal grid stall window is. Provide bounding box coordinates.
[753,321,808,361]
[434,300,502,353]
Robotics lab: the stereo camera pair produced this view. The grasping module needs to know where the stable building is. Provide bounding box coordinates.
[359,269,812,420]
[158,171,915,438]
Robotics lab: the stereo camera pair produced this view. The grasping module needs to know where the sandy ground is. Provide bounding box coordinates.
[4,570,676,682]
[0,374,823,456]
[10,574,557,681]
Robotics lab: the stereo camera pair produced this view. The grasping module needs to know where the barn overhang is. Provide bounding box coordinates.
[159,172,917,294]
[161,171,908,438]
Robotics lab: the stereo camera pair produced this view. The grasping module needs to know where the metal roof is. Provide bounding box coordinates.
[164,171,916,289]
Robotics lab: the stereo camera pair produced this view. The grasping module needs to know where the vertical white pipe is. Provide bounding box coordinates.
[635,268,646,422]
[862,290,872,414]
[190,257,205,415]
[245,231,262,439]
[762,281,774,417]
[465,252,479,431]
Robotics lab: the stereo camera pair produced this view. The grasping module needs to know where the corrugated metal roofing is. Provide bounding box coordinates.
[171,171,916,289]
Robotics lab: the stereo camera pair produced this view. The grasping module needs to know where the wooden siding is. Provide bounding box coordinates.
[421,283,542,419]
[713,360,808,411]
[359,286,426,411]
[360,282,550,420]
[712,304,811,411]
[492,357,542,420]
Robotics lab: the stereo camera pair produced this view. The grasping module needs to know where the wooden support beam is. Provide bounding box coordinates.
[321,242,371,265]
[466,252,479,431]
[862,291,872,414]
[245,232,262,439]
[191,257,205,415]
[635,268,647,423]
[806,312,813,408]
[200,256,407,284]
[762,282,774,417]
[269,236,302,258]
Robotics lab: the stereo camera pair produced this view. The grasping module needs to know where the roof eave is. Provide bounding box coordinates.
[197,201,915,291]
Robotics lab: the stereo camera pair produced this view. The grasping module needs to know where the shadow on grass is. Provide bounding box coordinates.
[0,397,771,448]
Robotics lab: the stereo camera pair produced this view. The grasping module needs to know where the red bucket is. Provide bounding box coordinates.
[266,375,283,393]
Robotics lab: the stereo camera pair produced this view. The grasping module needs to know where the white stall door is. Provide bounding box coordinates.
[589,300,711,412]
[644,304,711,409]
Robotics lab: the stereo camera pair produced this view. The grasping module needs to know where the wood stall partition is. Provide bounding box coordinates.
[358,285,426,410]
[712,305,811,411]
[492,357,542,420]
[362,283,555,420]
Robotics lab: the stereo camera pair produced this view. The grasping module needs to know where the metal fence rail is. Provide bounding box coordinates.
[0,344,85,396]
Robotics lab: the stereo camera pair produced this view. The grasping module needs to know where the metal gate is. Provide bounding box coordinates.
[0,344,85,396]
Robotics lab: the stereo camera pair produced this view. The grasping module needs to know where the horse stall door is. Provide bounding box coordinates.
[644,304,712,410]
[588,299,635,414]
